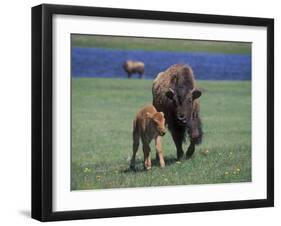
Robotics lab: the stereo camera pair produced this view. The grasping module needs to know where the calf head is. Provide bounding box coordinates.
[147,112,166,136]
[166,87,201,126]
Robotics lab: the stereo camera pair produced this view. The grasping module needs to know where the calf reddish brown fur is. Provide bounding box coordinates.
[130,105,166,170]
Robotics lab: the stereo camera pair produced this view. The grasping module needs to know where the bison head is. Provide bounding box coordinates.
[166,87,201,126]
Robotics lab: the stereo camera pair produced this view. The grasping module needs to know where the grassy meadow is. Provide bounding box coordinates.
[71,78,251,190]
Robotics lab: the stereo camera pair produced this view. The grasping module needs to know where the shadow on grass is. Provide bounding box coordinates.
[122,155,179,173]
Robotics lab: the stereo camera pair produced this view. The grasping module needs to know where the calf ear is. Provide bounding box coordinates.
[153,112,164,121]
[152,114,160,124]
[192,89,201,99]
[166,88,175,99]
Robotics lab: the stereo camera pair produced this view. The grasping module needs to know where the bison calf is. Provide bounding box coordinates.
[130,105,166,170]
[123,60,145,78]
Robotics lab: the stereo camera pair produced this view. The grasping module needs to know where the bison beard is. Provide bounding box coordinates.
[152,64,203,160]
[167,114,203,160]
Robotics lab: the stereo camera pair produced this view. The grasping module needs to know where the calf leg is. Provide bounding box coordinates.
[130,120,140,169]
[142,143,151,170]
[155,136,165,168]
[155,137,160,161]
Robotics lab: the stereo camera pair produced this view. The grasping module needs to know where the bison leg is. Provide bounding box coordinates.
[186,141,195,159]
[138,72,143,79]
[155,136,165,168]
[143,143,151,170]
[170,125,185,160]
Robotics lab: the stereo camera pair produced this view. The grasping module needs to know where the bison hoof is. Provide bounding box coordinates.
[160,162,165,168]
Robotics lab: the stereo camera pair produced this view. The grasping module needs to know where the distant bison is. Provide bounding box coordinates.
[123,60,145,78]
[130,105,166,170]
[152,64,203,160]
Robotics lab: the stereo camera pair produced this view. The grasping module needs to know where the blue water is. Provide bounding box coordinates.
[71,47,251,80]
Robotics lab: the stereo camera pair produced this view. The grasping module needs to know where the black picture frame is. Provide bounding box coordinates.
[32,3,274,222]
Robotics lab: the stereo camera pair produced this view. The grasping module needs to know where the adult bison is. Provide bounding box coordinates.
[123,60,145,78]
[152,64,203,160]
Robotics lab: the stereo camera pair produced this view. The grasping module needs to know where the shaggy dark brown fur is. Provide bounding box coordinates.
[152,64,203,160]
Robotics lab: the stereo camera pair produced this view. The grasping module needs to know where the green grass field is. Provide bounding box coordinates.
[72,35,251,54]
[71,78,251,190]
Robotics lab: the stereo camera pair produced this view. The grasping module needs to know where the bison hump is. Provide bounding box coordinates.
[153,64,195,91]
